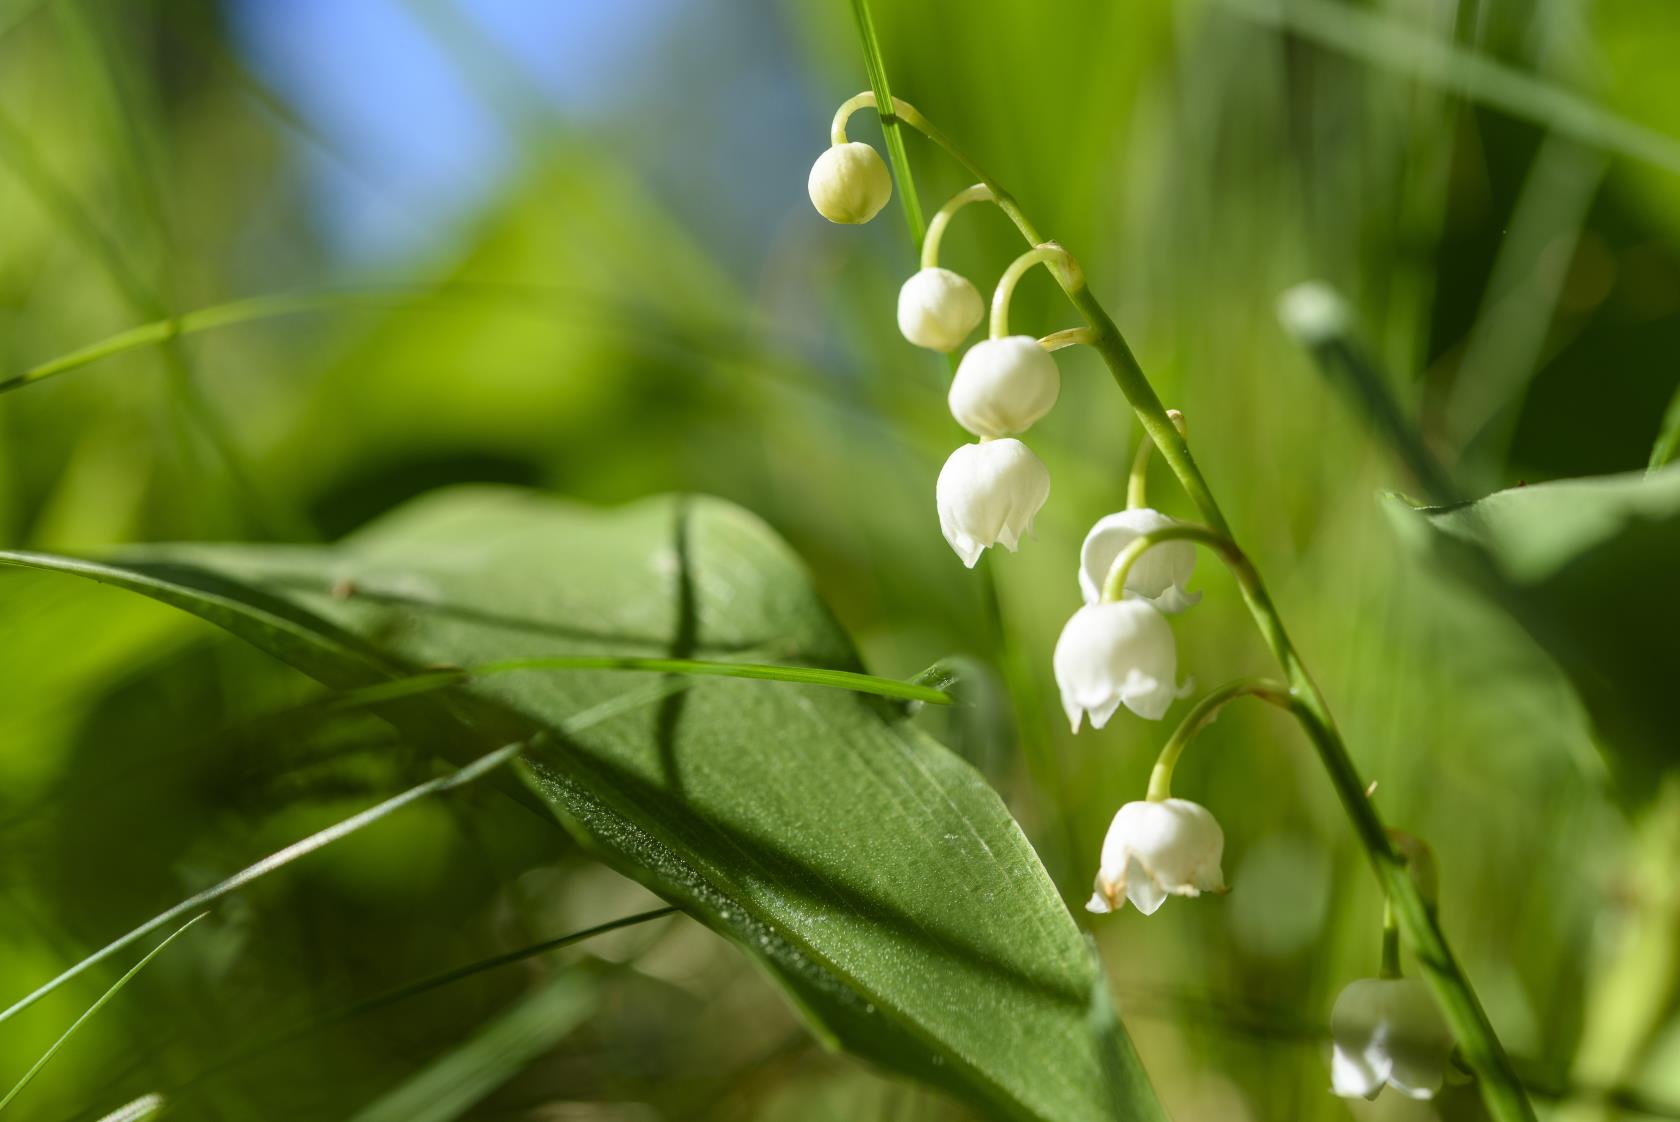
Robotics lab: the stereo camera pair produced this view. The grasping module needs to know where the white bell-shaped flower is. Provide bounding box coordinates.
[898,267,984,352]
[1078,508,1202,612]
[948,336,1060,437]
[1085,798,1226,916]
[1329,977,1455,1101]
[936,439,1050,568]
[1053,600,1186,728]
[807,142,892,224]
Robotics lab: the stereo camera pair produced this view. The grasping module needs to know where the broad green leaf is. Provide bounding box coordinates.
[0,487,1164,1122]
[1386,466,1680,797]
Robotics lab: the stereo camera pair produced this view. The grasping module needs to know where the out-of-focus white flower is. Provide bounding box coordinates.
[948,336,1060,437]
[1053,599,1186,728]
[1077,508,1201,612]
[1329,977,1455,1101]
[898,267,984,352]
[807,142,892,224]
[1085,798,1226,915]
[936,439,1050,568]
[1276,281,1351,346]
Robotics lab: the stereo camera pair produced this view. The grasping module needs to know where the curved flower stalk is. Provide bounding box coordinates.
[897,184,993,351]
[811,89,1536,1122]
[1078,508,1201,611]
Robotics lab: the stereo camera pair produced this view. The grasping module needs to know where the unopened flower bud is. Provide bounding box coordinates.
[1078,508,1201,612]
[898,267,984,352]
[807,142,892,224]
[948,336,1060,437]
[1086,798,1226,916]
[1053,599,1186,728]
[936,439,1051,568]
[1330,977,1455,1101]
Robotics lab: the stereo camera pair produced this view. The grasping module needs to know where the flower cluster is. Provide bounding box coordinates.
[809,114,1458,1107]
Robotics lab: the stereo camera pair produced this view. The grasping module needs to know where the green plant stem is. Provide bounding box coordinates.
[1126,432,1154,509]
[1101,523,1241,603]
[854,93,1537,1122]
[1381,899,1402,979]
[922,184,994,270]
[991,245,1077,338]
[1145,678,1296,802]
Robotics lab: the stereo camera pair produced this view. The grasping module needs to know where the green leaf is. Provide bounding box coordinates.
[346,972,598,1122]
[1386,467,1680,798]
[0,487,1164,1122]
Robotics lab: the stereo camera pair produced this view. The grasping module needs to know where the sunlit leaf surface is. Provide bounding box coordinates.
[1,487,1163,1122]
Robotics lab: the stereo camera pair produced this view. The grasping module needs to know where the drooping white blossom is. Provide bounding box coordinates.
[936,439,1050,568]
[898,267,984,352]
[1329,977,1455,1101]
[1086,798,1226,916]
[807,142,892,224]
[948,335,1060,437]
[1077,508,1201,612]
[1053,599,1187,728]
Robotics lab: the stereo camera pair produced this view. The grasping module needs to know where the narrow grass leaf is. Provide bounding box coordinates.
[92,1095,165,1122]
[0,917,205,1114]
[345,972,597,1122]
[850,0,925,246]
[0,743,521,1029]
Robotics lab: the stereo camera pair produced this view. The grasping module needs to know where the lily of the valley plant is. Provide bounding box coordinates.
[808,89,1537,1120]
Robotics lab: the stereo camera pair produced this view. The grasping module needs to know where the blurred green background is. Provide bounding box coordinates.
[1,0,1678,1118]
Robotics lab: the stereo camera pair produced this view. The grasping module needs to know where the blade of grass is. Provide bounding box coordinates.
[346,972,598,1122]
[128,907,677,1110]
[0,102,300,537]
[850,0,924,247]
[1278,282,1462,503]
[0,742,521,1030]
[1650,381,1680,473]
[1221,0,1680,178]
[313,655,953,712]
[92,1095,165,1122]
[0,916,205,1114]
[1447,136,1608,465]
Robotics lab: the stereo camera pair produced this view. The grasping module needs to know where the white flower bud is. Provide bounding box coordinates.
[1053,599,1187,728]
[807,142,892,224]
[1085,798,1226,916]
[948,336,1060,437]
[1329,977,1455,1101]
[898,267,984,352]
[936,439,1050,568]
[1077,508,1201,612]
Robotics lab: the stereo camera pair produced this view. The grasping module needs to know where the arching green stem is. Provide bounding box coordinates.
[1145,678,1298,802]
[992,244,1080,338]
[859,92,1536,1121]
[1100,523,1244,604]
[1126,409,1186,510]
[922,184,994,270]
